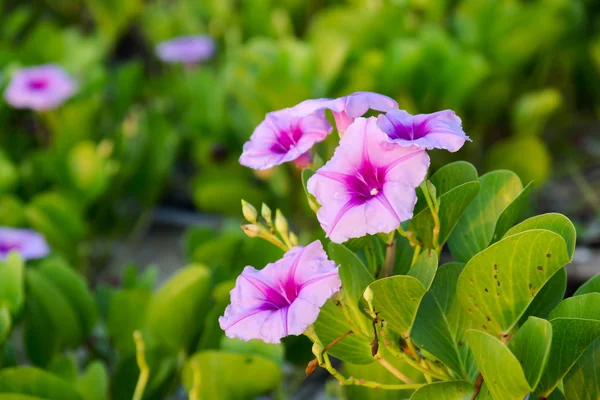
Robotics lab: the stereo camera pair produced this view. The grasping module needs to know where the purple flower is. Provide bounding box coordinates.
[290,92,398,132]
[155,35,215,64]
[0,228,49,260]
[4,65,77,111]
[377,110,470,152]
[307,117,430,243]
[219,240,341,344]
[239,108,332,170]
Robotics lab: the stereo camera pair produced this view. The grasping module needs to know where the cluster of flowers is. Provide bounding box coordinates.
[221,92,470,343]
[3,35,215,111]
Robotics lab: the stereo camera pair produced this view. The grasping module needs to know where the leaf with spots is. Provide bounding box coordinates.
[448,170,524,262]
[466,330,531,400]
[491,181,533,242]
[519,267,566,323]
[411,263,478,381]
[457,230,570,337]
[366,275,428,337]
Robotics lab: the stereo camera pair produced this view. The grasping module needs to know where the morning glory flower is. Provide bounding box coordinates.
[4,65,77,111]
[239,108,332,170]
[290,91,398,132]
[0,227,49,260]
[219,240,341,344]
[155,35,216,64]
[377,110,470,152]
[307,117,429,243]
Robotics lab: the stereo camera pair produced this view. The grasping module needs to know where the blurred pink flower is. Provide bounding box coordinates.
[290,92,398,132]
[377,110,470,152]
[4,65,77,111]
[219,240,340,344]
[239,109,332,170]
[0,227,49,260]
[155,35,215,64]
[307,117,429,243]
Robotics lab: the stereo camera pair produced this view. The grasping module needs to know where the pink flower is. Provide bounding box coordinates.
[219,240,341,344]
[307,117,430,243]
[155,35,215,64]
[4,65,77,111]
[239,108,332,170]
[377,110,470,152]
[0,227,49,260]
[290,92,398,132]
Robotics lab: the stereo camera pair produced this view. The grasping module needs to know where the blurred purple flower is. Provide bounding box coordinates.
[219,240,341,344]
[0,227,49,260]
[4,65,77,111]
[377,110,470,152]
[307,117,429,243]
[155,35,215,64]
[239,108,332,170]
[290,92,398,132]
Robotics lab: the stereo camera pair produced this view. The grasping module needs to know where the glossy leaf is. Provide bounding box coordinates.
[491,181,532,242]
[448,170,523,262]
[181,351,281,399]
[106,288,151,354]
[563,337,600,400]
[536,318,600,396]
[508,317,552,389]
[574,273,600,296]
[0,367,82,400]
[367,275,427,336]
[549,293,600,321]
[75,362,108,400]
[197,281,235,351]
[412,263,478,381]
[466,330,531,400]
[410,381,474,400]
[457,230,569,336]
[407,249,437,289]
[519,267,567,322]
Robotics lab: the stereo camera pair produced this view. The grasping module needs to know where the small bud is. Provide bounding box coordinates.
[274,209,288,235]
[311,342,325,363]
[363,287,374,310]
[261,203,273,226]
[332,289,346,303]
[289,232,299,246]
[241,224,260,238]
[241,200,258,223]
[305,358,318,376]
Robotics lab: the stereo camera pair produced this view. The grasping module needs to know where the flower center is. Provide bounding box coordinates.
[27,78,49,91]
[344,161,385,203]
[270,125,304,154]
[383,118,429,141]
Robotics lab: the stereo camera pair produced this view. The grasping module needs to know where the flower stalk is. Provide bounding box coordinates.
[132,331,149,400]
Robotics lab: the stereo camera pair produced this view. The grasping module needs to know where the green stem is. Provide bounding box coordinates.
[386,345,449,381]
[410,242,422,268]
[374,354,414,384]
[419,181,441,255]
[189,361,202,400]
[133,331,149,400]
[383,236,397,277]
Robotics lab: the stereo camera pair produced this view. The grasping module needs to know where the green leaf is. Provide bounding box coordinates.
[0,367,82,400]
[0,307,11,345]
[146,265,211,351]
[457,230,570,336]
[106,288,151,354]
[313,299,374,364]
[197,281,235,351]
[549,293,600,320]
[448,170,523,262]
[508,317,552,389]
[0,252,24,315]
[466,330,531,400]
[0,395,47,400]
[26,269,82,348]
[574,273,600,296]
[328,242,373,333]
[24,292,59,367]
[536,318,600,396]
[410,381,474,400]
[407,249,437,289]
[38,259,97,337]
[412,263,478,381]
[563,337,600,400]
[410,162,480,248]
[519,267,567,322]
[75,362,108,400]
[219,337,284,366]
[504,213,577,260]
[367,275,427,336]
[487,136,552,186]
[181,351,281,399]
[491,182,532,242]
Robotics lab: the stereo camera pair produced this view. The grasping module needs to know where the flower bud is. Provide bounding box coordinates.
[363,287,375,312]
[261,203,272,225]
[274,209,288,236]
[241,224,260,238]
[289,232,299,247]
[241,200,258,223]
[305,358,318,376]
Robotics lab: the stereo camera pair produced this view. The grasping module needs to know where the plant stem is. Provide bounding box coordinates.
[410,242,422,267]
[133,331,149,400]
[419,181,441,255]
[374,354,414,384]
[383,236,397,277]
[386,345,449,381]
[189,361,202,400]
[321,353,425,390]
[323,330,354,354]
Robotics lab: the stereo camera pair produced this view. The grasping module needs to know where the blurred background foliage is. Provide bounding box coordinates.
[1,0,600,399]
